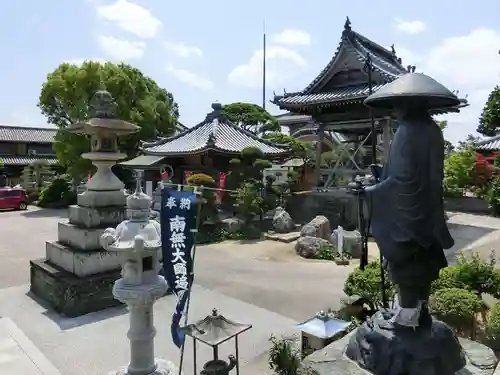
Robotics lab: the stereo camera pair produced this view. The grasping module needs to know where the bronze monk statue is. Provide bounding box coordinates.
[345,73,466,375]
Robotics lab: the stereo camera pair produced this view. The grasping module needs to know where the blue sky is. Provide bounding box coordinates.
[0,0,499,144]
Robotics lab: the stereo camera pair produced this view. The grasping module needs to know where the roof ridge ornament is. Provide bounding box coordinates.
[344,16,351,31]
[391,44,397,56]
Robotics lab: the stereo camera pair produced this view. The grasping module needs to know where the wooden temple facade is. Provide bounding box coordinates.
[273,17,468,187]
[121,103,289,191]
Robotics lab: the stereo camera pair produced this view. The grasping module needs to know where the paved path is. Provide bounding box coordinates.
[0,207,499,375]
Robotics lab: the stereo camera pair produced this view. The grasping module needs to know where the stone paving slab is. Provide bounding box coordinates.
[0,284,298,375]
[0,317,62,375]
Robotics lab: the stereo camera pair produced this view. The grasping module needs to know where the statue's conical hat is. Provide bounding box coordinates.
[364,73,460,110]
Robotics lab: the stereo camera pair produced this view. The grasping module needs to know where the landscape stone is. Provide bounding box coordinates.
[300,215,331,240]
[295,236,331,258]
[305,326,498,375]
[331,229,362,258]
[272,207,295,233]
[221,217,244,233]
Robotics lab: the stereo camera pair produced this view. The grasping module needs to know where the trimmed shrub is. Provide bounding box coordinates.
[431,266,467,294]
[486,301,500,349]
[429,287,482,334]
[344,261,395,311]
[38,176,73,208]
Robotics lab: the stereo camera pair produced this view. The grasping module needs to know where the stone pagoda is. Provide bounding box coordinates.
[30,89,140,317]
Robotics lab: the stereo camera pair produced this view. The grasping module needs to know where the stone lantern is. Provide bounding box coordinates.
[67,89,139,208]
[100,171,176,375]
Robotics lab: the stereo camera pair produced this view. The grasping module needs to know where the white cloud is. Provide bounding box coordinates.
[97,36,145,61]
[165,65,213,90]
[64,58,107,65]
[164,41,203,58]
[271,29,311,46]
[395,18,427,34]
[413,28,500,143]
[228,46,307,89]
[96,0,162,39]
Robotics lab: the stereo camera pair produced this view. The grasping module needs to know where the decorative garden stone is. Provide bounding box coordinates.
[272,206,295,233]
[100,171,176,375]
[295,236,331,259]
[300,216,331,240]
[331,228,362,258]
[29,89,140,317]
[344,73,466,374]
[221,217,244,234]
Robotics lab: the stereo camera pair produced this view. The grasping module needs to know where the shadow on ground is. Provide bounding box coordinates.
[26,291,128,330]
[21,207,68,218]
[445,223,495,264]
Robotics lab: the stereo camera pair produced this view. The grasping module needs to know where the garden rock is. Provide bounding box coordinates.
[272,207,295,233]
[304,328,498,375]
[331,228,362,258]
[221,217,244,233]
[295,236,331,259]
[300,215,331,240]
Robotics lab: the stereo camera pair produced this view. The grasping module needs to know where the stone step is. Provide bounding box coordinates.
[68,204,126,229]
[57,222,105,251]
[45,240,123,277]
[265,232,301,243]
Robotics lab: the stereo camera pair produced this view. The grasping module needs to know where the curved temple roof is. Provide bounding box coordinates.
[141,103,290,156]
[273,18,467,114]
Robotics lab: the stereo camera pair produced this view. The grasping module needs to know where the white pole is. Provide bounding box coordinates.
[337,225,344,255]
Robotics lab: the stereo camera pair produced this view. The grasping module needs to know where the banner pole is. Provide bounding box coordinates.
[178,186,204,375]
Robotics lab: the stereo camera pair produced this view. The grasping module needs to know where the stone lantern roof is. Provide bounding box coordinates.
[67,89,140,136]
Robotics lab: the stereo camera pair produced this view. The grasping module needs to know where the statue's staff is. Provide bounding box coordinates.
[363,53,388,309]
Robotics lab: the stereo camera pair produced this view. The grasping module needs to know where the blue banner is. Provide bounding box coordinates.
[161,188,198,348]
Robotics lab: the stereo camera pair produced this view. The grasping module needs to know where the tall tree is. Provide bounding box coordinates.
[38,61,179,180]
[477,86,500,137]
[222,102,279,135]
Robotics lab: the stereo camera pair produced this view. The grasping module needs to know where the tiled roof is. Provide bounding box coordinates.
[272,19,467,114]
[476,135,500,151]
[142,104,290,156]
[0,125,57,143]
[0,156,59,166]
[277,84,385,106]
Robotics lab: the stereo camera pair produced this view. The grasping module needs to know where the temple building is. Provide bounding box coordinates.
[273,17,468,186]
[121,103,289,188]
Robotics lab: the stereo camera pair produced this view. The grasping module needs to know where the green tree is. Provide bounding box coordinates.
[437,120,455,155]
[443,147,476,194]
[222,102,280,135]
[477,86,500,137]
[262,132,314,165]
[38,61,179,181]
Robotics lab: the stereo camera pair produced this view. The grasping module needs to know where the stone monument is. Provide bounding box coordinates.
[30,89,140,317]
[100,171,176,375]
[344,73,466,374]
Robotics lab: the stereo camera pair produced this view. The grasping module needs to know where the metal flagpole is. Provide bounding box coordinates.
[262,21,266,111]
[178,186,204,375]
[364,53,388,309]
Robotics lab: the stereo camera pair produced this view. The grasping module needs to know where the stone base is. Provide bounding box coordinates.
[105,359,178,375]
[57,222,106,251]
[68,205,126,229]
[78,189,127,208]
[305,324,497,375]
[46,241,124,277]
[30,258,122,317]
[345,310,466,375]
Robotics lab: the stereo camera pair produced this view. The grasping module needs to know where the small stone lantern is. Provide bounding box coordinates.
[68,89,140,208]
[296,310,351,356]
[100,171,175,375]
[179,309,252,375]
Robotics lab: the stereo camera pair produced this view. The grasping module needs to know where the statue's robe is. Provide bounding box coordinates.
[366,118,454,287]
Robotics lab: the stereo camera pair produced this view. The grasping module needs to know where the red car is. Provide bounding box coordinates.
[0,188,28,211]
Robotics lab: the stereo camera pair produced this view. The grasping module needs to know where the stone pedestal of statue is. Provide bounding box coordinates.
[345,310,466,375]
[29,89,140,317]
